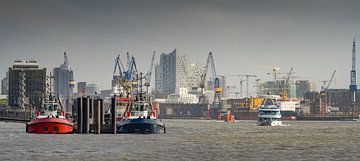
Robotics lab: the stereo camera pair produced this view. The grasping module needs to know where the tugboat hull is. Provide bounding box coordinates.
[26,117,74,134]
[117,118,166,134]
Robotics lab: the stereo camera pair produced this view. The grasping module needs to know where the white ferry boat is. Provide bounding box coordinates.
[257,97,282,126]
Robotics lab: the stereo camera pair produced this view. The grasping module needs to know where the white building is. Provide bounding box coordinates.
[86,83,100,96]
[166,88,199,104]
[155,49,204,95]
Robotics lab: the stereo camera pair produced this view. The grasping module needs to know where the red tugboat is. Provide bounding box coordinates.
[26,95,74,134]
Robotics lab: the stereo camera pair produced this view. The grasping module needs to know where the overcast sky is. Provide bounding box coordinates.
[0,0,359,95]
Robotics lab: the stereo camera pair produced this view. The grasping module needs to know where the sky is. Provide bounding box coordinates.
[0,0,359,95]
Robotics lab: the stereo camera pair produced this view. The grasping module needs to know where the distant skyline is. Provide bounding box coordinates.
[0,0,360,95]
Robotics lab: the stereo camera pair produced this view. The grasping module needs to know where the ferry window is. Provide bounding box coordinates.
[54,105,58,111]
[49,105,53,111]
[140,105,144,111]
[43,105,47,110]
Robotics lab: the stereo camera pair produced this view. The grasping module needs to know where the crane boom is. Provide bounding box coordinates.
[113,55,122,75]
[326,70,336,90]
[145,52,156,87]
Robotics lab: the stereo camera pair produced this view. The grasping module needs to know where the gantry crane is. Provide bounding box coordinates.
[113,52,138,80]
[113,52,139,95]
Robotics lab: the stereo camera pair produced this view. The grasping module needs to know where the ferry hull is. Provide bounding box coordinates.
[117,118,166,134]
[257,120,282,126]
[26,117,74,134]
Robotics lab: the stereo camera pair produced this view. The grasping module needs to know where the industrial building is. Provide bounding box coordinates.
[8,60,46,108]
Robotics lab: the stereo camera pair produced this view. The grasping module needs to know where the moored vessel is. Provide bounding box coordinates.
[117,99,166,134]
[26,95,74,134]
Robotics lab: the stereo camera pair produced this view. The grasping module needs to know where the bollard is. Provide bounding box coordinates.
[82,97,89,134]
[89,98,93,119]
[111,96,117,134]
[77,97,83,134]
[96,99,101,134]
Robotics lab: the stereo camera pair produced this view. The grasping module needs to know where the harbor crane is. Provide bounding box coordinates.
[199,52,222,105]
[113,52,138,80]
[198,52,233,122]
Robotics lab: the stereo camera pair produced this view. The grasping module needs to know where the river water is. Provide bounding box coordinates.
[0,120,359,161]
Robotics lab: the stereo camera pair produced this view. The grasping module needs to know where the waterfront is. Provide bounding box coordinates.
[0,120,359,161]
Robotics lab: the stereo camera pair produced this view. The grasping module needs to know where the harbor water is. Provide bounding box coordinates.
[0,120,359,161]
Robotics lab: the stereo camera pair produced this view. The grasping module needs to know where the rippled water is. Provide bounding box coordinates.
[0,120,359,161]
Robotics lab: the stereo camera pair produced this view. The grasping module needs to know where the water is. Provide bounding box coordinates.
[0,120,359,161]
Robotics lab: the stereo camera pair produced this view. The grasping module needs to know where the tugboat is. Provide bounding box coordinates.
[26,95,74,134]
[26,73,74,134]
[116,70,166,134]
[257,96,282,126]
[117,94,166,134]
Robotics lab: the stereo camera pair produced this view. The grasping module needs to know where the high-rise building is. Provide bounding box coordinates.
[77,82,87,95]
[53,52,74,112]
[155,49,204,96]
[296,80,315,98]
[53,52,74,98]
[1,72,9,95]
[8,60,46,108]
[260,79,315,98]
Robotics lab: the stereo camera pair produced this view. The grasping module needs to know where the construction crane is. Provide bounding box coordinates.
[319,70,336,116]
[279,67,293,99]
[320,70,336,92]
[225,74,257,97]
[144,52,156,93]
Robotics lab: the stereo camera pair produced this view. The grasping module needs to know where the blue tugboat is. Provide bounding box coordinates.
[117,100,166,134]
